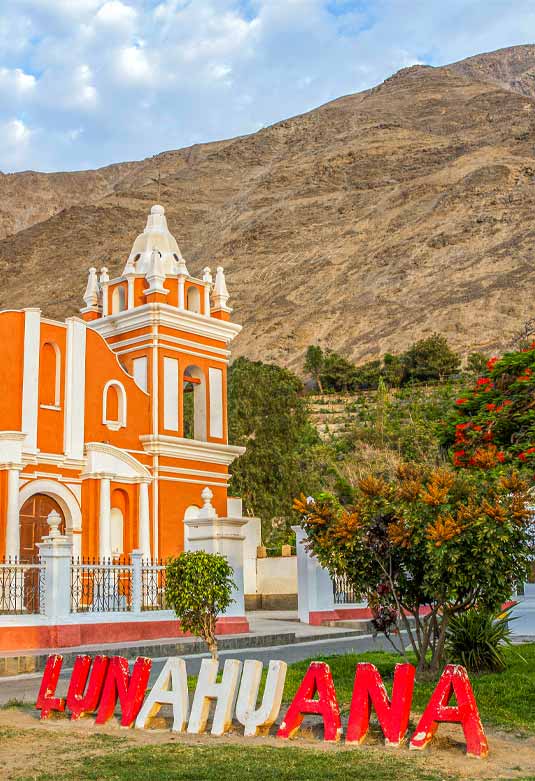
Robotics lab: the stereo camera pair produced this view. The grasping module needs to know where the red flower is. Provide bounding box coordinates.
[486,403,496,411]
[497,451,505,463]
[486,357,498,371]
[476,377,491,386]
[483,431,493,441]
[456,398,469,405]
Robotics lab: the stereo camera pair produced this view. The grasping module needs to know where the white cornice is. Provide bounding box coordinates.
[89,303,242,344]
[139,434,245,465]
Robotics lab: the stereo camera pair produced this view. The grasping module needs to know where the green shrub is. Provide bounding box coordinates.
[446,608,514,673]
[165,551,235,660]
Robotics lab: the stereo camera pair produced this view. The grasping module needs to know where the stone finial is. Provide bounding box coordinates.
[47,510,62,539]
[199,486,217,519]
[83,267,99,307]
[212,266,230,310]
[146,248,166,292]
[202,266,213,285]
[99,267,109,285]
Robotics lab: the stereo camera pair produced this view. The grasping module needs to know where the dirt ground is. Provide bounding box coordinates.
[0,707,534,781]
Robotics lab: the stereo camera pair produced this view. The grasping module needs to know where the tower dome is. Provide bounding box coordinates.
[123,205,188,276]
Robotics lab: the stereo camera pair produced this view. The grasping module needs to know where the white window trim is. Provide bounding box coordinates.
[102,380,127,430]
[40,341,62,409]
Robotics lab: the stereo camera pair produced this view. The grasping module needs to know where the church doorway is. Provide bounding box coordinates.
[19,494,65,562]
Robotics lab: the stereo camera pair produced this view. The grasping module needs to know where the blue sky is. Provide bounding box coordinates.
[1,0,535,172]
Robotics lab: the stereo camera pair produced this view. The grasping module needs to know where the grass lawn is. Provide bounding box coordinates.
[2,644,535,781]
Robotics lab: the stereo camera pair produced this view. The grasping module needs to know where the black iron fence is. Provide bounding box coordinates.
[70,557,132,613]
[0,557,45,614]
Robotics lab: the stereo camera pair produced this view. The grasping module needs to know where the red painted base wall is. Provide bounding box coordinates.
[0,616,249,652]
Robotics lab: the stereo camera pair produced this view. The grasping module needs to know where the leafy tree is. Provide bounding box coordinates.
[402,333,461,384]
[228,357,330,541]
[443,344,535,473]
[352,359,382,390]
[294,466,533,678]
[304,345,324,392]
[320,350,357,392]
[165,551,234,660]
[465,352,488,377]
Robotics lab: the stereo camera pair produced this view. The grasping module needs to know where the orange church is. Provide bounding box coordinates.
[0,205,245,564]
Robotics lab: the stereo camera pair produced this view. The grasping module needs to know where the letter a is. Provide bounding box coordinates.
[67,655,109,720]
[36,654,65,720]
[346,662,415,746]
[96,656,152,727]
[135,658,189,733]
[410,664,489,757]
[277,662,341,742]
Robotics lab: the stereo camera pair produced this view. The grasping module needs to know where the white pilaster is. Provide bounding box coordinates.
[99,476,112,558]
[21,308,41,453]
[138,480,151,559]
[64,317,86,460]
[292,525,335,624]
[184,488,248,616]
[126,274,135,310]
[178,275,185,310]
[5,468,20,558]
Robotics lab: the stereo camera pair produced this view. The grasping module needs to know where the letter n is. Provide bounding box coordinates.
[277,662,341,742]
[96,656,152,727]
[410,664,488,757]
[346,662,415,746]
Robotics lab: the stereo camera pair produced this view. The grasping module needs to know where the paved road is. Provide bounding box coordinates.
[0,632,396,706]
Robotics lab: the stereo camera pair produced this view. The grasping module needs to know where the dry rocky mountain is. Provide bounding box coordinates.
[3,44,535,370]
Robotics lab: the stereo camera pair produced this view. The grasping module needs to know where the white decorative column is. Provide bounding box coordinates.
[202,267,212,317]
[37,511,73,621]
[184,488,248,617]
[98,476,112,559]
[5,468,20,559]
[138,480,151,559]
[178,274,185,310]
[100,268,109,317]
[292,525,336,625]
[21,308,41,454]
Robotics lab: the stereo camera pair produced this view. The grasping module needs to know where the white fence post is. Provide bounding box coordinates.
[292,525,336,625]
[131,549,143,613]
[37,512,73,622]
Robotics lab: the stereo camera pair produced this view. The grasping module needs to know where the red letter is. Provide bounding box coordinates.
[36,654,65,720]
[346,662,415,746]
[410,664,489,757]
[67,655,109,720]
[277,662,341,741]
[96,656,152,727]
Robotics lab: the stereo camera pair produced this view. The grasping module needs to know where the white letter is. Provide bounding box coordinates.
[135,658,188,732]
[235,660,287,736]
[187,658,242,736]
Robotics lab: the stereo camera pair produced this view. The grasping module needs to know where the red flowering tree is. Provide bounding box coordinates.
[443,345,535,476]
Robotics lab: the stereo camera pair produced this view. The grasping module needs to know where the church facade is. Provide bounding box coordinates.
[0,204,245,563]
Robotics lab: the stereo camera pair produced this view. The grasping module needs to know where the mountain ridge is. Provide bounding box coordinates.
[3,45,535,369]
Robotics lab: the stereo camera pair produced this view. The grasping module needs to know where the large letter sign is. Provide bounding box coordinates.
[346,662,415,746]
[277,662,342,742]
[67,655,109,721]
[410,665,489,758]
[35,654,488,757]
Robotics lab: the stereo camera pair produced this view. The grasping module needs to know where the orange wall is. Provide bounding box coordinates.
[0,312,24,431]
[84,330,151,449]
[37,323,66,454]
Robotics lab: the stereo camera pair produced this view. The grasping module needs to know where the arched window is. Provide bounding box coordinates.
[111,285,127,314]
[40,342,61,408]
[102,380,127,430]
[182,365,206,441]
[186,286,201,313]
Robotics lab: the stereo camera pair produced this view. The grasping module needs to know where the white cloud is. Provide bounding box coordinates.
[1,0,535,171]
